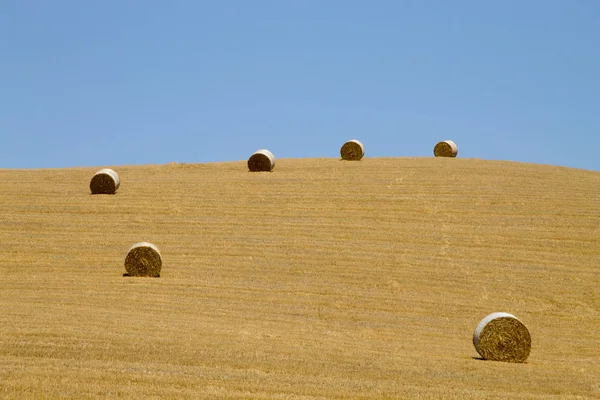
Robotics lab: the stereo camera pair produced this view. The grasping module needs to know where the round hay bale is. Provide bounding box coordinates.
[248,149,275,172]
[340,140,364,161]
[433,140,458,157]
[124,242,162,277]
[90,168,120,194]
[473,312,531,363]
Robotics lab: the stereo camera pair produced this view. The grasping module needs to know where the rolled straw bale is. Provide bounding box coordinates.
[340,139,364,161]
[248,149,275,172]
[124,242,162,277]
[473,312,531,363]
[433,140,458,157]
[90,168,120,194]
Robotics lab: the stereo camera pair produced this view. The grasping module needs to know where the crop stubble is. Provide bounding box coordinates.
[0,158,598,398]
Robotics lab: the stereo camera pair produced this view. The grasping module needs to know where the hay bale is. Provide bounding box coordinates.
[90,168,120,194]
[433,140,458,157]
[124,242,162,277]
[248,149,275,172]
[340,140,364,161]
[473,312,531,363]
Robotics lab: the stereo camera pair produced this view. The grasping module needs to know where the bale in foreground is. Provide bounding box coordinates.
[90,168,120,194]
[248,149,275,172]
[473,312,531,363]
[340,140,364,161]
[124,242,162,277]
[433,140,458,157]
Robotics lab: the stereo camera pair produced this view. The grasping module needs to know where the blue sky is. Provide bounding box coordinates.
[1,1,598,171]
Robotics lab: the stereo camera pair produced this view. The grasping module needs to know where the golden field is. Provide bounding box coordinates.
[0,157,598,399]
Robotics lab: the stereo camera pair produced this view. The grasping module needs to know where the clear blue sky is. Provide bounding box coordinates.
[1,1,598,171]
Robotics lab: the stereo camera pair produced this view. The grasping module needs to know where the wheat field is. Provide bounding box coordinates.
[0,157,598,399]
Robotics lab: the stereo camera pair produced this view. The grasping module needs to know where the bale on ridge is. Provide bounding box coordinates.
[124,242,162,277]
[473,312,531,363]
[90,168,120,194]
[248,149,275,172]
[433,140,458,157]
[340,140,364,161]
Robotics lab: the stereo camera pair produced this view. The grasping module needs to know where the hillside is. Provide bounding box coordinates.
[0,157,599,399]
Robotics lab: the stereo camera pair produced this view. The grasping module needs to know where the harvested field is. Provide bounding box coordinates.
[0,157,599,399]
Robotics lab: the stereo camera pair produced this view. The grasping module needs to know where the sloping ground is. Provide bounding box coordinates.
[0,157,598,399]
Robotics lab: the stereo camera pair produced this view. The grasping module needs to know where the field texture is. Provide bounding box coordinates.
[0,158,599,399]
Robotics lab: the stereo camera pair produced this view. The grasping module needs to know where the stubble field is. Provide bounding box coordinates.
[0,157,598,399]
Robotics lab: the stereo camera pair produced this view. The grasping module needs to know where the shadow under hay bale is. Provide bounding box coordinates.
[248,149,275,172]
[124,242,162,277]
[434,140,458,157]
[473,312,531,363]
[340,140,364,161]
[90,168,120,194]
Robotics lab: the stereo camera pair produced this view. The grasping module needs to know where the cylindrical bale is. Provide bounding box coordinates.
[124,242,162,277]
[433,140,458,157]
[473,312,531,363]
[340,140,365,161]
[248,149,275,172]
[90,168,120,194]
